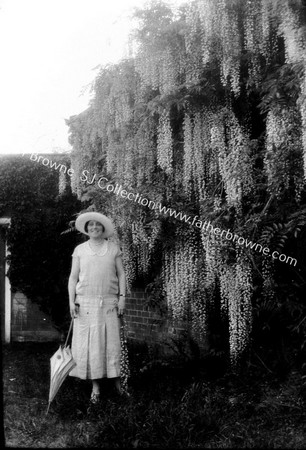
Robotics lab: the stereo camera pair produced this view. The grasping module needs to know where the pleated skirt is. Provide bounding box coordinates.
[69,295,121,380]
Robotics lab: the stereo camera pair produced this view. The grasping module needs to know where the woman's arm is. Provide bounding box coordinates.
[68,256,80,318]
[115,255,126,316]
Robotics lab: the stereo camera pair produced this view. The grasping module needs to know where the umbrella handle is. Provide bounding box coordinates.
[64,318,74,347]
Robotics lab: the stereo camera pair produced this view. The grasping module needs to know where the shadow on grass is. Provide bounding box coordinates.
[3,341,306,448]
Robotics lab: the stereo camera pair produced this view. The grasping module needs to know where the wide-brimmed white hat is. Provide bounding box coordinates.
[75,212,114,238]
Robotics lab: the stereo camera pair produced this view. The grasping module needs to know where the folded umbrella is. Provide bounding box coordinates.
[119,316,130,395]
[46,319,76,414]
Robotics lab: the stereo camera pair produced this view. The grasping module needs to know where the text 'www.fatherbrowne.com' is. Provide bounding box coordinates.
[81,171,297,267]
[23,155,297,268]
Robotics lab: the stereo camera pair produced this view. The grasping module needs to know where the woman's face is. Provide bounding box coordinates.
[87,220,104,239]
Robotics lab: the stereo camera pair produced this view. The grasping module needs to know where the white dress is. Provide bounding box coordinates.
[69,240,122,380]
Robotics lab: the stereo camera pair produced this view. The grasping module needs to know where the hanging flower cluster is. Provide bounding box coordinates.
[68,110,100,197]
[261,255,275,303]
[162,244,189,321]
[219,249,253,365]
[209,120,225,191]
[244,0,264,86]
[119,318,130,395]
[184,2,204,87]
[121,228,137,294]
[157,109,173,175]
[162,227,202,323]
[130,215,163,279]
[301,74,306,181]
[260,0,278,61]
[182,112,193,196]
[135,116,156,186]
[183,109,212,201]
[222,110,254,210]
[134,15,182,95]
[183,0,306,102]
[209,108,254,211]
[135,49,160,93]
[184,0,241,93]
[264,109,289,196]
[218,0,241,95]
[159,47,180,95]
[263,0,306,180]
[197,0,216,66]
[200,227,222,303]
[132,221,151,277]
[277,0,306,65]
[192,111,209,200]
[190,255,207,342]
[264,107,304,197]
[58,170,67,195]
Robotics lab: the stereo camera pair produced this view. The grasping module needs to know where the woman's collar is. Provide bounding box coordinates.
[87,239,108,255]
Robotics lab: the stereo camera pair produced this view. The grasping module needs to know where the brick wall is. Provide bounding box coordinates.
[125,288,199,352]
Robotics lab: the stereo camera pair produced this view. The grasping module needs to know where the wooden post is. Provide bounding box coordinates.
[0,218,11,343]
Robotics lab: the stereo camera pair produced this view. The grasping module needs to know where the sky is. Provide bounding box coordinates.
[0,0,186,155]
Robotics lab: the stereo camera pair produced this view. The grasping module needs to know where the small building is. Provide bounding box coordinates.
[0,216,61,343]
[0,152,71,343]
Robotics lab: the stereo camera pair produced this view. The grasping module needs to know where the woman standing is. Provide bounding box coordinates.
[68,211,126,404]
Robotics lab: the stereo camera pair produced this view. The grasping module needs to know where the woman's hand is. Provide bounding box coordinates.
[70,303,79,318]
[118,296,125,317]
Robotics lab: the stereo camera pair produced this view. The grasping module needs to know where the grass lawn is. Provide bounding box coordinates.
[2,341,306,448]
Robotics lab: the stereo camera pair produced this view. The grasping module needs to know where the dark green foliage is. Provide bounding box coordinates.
[258,62,304,115]
[0,155,82,329]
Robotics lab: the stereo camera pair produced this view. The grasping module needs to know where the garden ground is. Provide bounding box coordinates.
[3,341,306,448]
